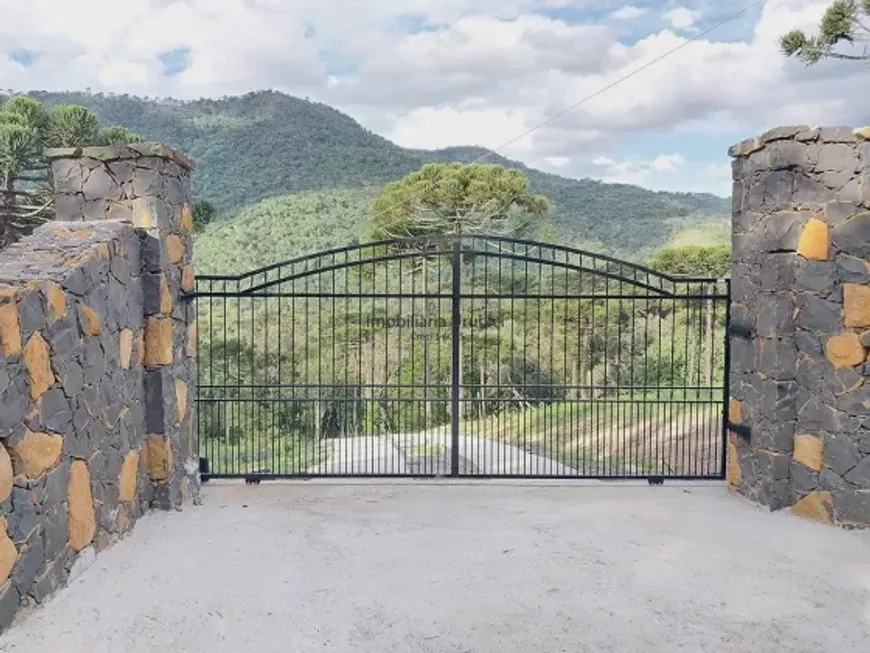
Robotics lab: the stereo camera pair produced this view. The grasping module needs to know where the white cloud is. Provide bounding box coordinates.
[0,0,859,196]
[662,7,701,31]
[611,5,648,21]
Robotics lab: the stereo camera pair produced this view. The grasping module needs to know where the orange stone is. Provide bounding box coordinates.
[43,282,67,325]
[181,265,195,293]
[78,303,102,336]
[119,329,134,369]
[0,446,13,503]
[165,235,185,264]
[825,332,866,368]
[843,283,870,328]
[146,435,173,482]
[179,202,195,233]
[793,435,823,472]
[118,450,139,502]
[23,331,54,399]
[160,275,172,314]
[11,430,62,479]
[0,518,18,584]
[175,379,188,423]
[796,217,828,260]
[186,322,196,359]
[68,460,96,552]
[791,490,832,524]
[727,435,742,488]
[728,399,742,426]
[0,301,22,357]
[143,317,173,366]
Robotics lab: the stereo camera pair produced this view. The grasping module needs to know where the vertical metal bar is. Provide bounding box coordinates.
[450,236,462,476]
[720,280,731,480]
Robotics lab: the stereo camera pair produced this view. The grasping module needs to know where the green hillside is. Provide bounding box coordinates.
[12,90,730,261]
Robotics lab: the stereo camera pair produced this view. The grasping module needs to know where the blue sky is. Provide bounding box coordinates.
[0,0,860,196]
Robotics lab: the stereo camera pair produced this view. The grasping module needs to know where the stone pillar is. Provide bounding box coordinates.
[45,144,199,510]
[728,126,870,528]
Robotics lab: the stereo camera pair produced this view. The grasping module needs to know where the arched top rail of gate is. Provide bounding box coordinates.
[192,234,729,299]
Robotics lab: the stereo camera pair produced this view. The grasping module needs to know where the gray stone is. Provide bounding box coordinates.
[760,125,807,144]
[819,170,854,190]
[8,487,40,544]
[81,198,110,222]
[817,143,858,172]
[844,455,870,488]
[0,376,30,440]
[46,312,81,358]
[17,290,46,337]
[61,266,90,296]
[796,128,819,142]
[131,168,163,198]
[795,295,842,333]
[794,259,836,293]
[831,213,870,258]
[0,366,9,396]
[766,141,809,171]
[860,432,870,454]
[756,295,794,337]
[757,339,796,380]
[56,356,84,398]
[754,420,794,453]
[106,277,129,328]
[837,384,870,415]
[797,394,838,432]
[53,193,84,221]
[828,366,864,396]
[820,467,849,492]
[824,433,862,475]
[144,368,167,434]
[837,178,861,203]
[761,254,794,291]
[81,339,106,386]
[759,381,797,423]
[819,127,858,143]
[12,531,45,595]
[795,329,822,356]
[790,461,819,495]
[832,491,870,525]
[142,272,165,316]
[139,232,163,273]
[40,462,70,512]
[39,388,72,434]
[68,546,96,582]
[836,254,870,282]
[82,165,124,202]
[0,583,19,631]
[794,173,834,206]
[796,355,828,393]
[824,200,859,226]
[29,550,70,604]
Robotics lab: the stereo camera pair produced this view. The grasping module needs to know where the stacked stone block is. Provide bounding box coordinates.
[0,144,199,631]
[729,125,870,528]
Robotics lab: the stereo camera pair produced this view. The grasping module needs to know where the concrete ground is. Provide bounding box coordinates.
[2,481,869,653]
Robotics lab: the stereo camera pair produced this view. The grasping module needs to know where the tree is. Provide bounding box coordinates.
[193,199,217,232]
[647,244,731,278]
[0,94,143,248]
[780,0,870,64]
[369,162,549,240]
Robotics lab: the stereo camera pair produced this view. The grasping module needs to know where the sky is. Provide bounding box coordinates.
[0,0,866,196]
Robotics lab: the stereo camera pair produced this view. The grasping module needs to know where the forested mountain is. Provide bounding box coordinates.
[11,90,731,258]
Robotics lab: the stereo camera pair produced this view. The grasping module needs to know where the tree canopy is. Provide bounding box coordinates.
[369,162,549,240]
[781,0,870,64]
[647,244,731,278]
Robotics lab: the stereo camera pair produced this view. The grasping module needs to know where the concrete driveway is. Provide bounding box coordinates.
[1,481,869,653]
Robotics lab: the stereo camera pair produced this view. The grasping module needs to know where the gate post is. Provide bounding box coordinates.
[728,126,870,528]
[46,143,200,510]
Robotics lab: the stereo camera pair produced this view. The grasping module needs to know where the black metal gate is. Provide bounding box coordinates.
[192,235,730,481]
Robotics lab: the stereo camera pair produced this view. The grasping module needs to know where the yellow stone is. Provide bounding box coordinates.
[23,331,54,400]
[843,283,870,328]
[134,329,144,367]
[825,332,866,368]
[131,197,155,229]
[146,435,173,482]
[52,227,91,239]
[175,379,188,423]
[179,202,195,233]
[0,446,12,503]
[118,450,139,502]
[0,302,22,357]
[854,126,870,140]
[181,265,195,293]
[119,329,134,369]
[165,235,185,265]
[793,435,823,472]
[727,435,742,488]
[11,430,62,479]
[791,490,832,524]
[160,275,172,314]
[728,399,742,426]
[78,303,101,336]
[0,519,18,584]
[67,460,96,552]
[97,243,110,260]
[186,322,196,359]
[143,317,173,366]
[43,282,67,325]
[0,286,18,299]
[796,217,828,261]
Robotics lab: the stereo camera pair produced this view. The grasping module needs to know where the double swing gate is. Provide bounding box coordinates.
[191,234,730,481]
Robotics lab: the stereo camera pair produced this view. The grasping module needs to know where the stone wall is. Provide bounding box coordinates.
[729,125,870,528]
[0,144,199,630]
